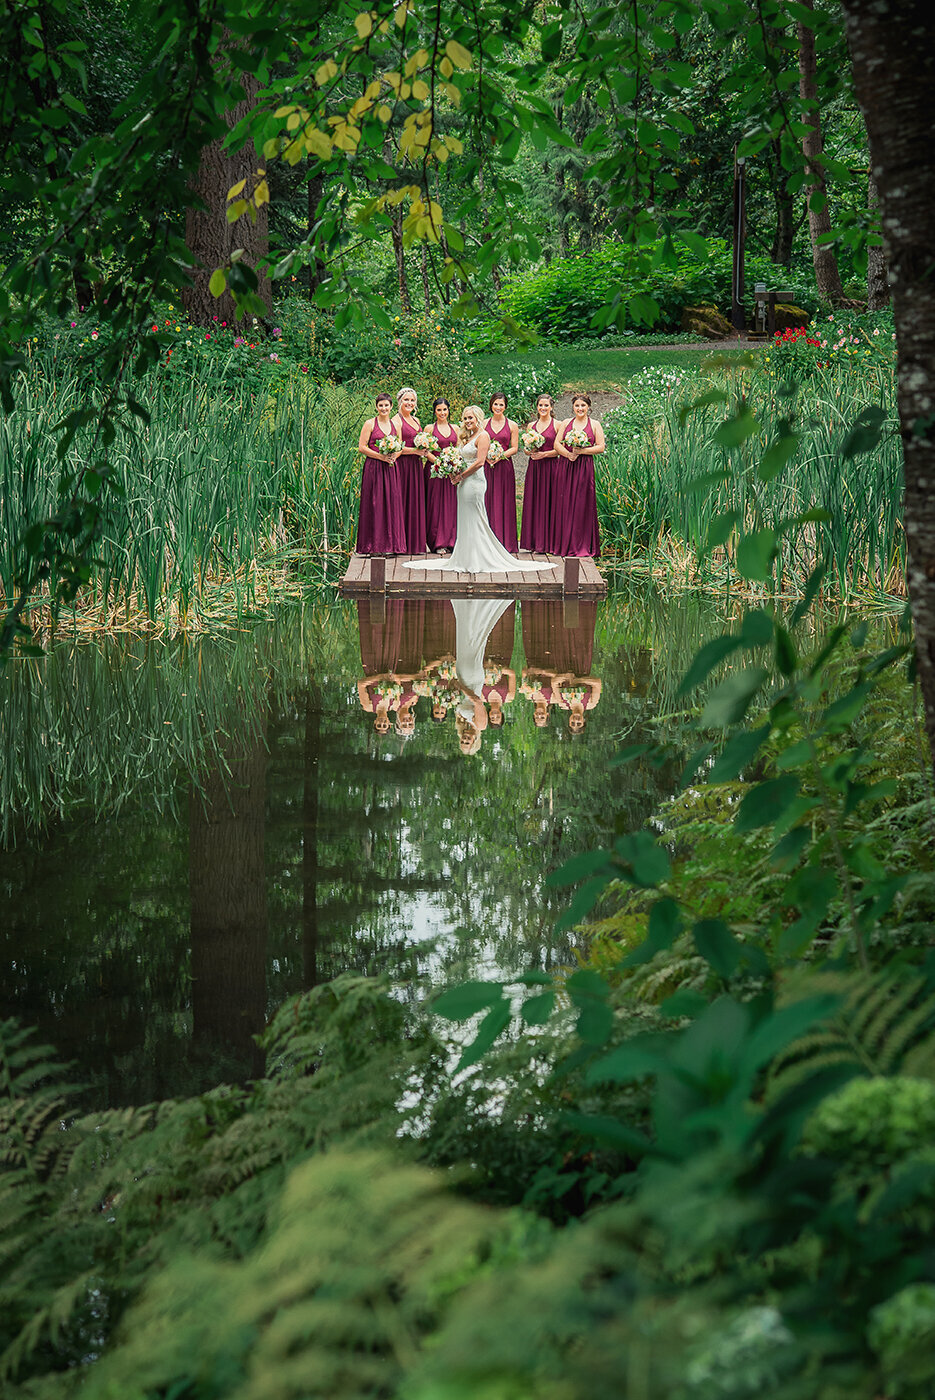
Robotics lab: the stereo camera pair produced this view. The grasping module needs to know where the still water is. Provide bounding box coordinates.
[0,587,728,1106]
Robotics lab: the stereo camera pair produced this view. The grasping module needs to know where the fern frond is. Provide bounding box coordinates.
[769,969,935,1103]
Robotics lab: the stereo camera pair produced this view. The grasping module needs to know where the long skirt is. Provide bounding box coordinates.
[520,455,560,554]
[484,461,519,553]
[356,459,405,555]
[426,474,457,551]
[553,459,600,558]
[397,453,427,554]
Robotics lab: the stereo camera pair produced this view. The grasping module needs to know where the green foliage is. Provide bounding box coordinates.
[869,1284,935,1399]
[501,238,816,341]
[474,358,562,420]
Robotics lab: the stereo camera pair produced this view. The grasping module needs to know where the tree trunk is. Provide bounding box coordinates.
[420,242,432,314]
[189,718,268,1081]
[867,169,890,311]
[391,206,412,315]
[840,0,935,761]
[303,678,321,989]
[768,137,795,267]
[798,0,846,305]
[307,172,328,299]
[182,58,272,328]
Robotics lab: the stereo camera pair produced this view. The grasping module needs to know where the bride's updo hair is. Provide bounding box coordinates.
[459,405,484,444]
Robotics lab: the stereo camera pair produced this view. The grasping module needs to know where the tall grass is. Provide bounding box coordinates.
[597,364,904,602]
[0,356,366,632]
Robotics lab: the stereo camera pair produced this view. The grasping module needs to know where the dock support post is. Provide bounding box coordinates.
[563,557,580,595]
[369,556,386,623]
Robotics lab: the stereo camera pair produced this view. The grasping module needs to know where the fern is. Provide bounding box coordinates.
[768,970,935,1103]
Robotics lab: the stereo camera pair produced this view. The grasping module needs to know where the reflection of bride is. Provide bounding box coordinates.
[450,596,513,754]
[403,407,544,574]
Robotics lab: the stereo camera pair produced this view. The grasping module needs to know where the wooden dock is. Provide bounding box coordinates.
[338,553,607,600]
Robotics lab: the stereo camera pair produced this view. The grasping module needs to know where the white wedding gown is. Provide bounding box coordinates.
[403,435,544,573]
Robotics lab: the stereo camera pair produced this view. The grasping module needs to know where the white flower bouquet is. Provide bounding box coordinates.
[485,441,506,464]
[434,444,463,479]
[563,426,592,453]
[375,434,402,457]
[521,428,545,452]
[413,430,435,451]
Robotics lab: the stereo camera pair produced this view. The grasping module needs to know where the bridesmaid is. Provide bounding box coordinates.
[520,392,563,556]
[393,385,428,555]
[555,391,605,558]
[426,397,458,554]
[355,392,405,556]
[484,391,519,553]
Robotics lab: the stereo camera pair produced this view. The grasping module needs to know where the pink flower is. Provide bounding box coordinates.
[70,321,76,328]
[269,352,280,362]
[272,326,282,337]
[234,336,245,346]
[205,333,211,340]
[300,365,309,373]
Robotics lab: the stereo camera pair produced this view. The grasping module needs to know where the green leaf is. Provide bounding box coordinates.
[734,775,800,833]
[547,848,611,888]
[679,387,729,424]
[820,682,873,733]
[758,434,800,481]
[560,1111,652,1157]
[586,1038,665,1085]
[457,1002,512,1069]
[614,830,670,888]
[433,981,504,1021]
[841,405,888,458]
[693,919,741,979]
[736,528,777,581]
[208,269,227,298]
[703,509,739,554]
[771,825,812,870]
[520,991,555,1026]
[708,723,771,783]
[679,634,743,695]
[740,609,774,648]
[622,896,683,967]
[713,406,759,448]
[774,624,798,676]
[700,667,769,728]
[659,988,708,1019]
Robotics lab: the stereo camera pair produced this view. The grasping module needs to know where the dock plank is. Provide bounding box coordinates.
[337,550,606,599]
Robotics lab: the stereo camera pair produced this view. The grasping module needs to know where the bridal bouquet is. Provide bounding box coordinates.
[563,426,591,453]
[485,441,506,464]
[412,430,435,452]
[560,684,587,707]
[375,434,402,457]
[484,665,503,686]
[434,443,463,479]
[521,428,545,452]
[375,681,403,708]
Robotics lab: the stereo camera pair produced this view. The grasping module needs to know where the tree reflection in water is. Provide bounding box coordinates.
[0,589,726,1105]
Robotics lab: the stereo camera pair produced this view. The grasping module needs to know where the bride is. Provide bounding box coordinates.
[403,406,543,574]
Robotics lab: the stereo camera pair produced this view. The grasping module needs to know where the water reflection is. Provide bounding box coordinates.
[0,588,744,1105]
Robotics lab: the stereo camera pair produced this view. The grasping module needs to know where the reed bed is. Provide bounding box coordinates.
[0,357,366,634]
[596,363,904,604]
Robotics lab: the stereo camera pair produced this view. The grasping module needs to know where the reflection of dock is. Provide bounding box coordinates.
[339,553,607,599]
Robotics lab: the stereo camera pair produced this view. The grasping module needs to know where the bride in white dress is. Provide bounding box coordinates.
[403,406,544,574]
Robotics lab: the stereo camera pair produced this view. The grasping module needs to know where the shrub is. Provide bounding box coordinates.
[601,365,692,449]
[476,357,562,422]
[500,238,816,341]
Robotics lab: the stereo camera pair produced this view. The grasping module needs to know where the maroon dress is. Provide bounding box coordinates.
[520,418,560,555]
[554,418,600,558]
[356,420,405,556]
[426,423,458,551]
[484,419,519,553]
[396,416,428,555]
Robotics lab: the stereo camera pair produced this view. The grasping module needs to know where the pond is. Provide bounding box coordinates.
[0,586,734,1106]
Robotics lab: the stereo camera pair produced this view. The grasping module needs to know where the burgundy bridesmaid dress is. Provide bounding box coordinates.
[483,419,519,552]
[397,416,428,555]
[520,418,560,555]
[357,598,403,673]
[355,421,405,556]
[554,418,600,558]
[426,423,458,551]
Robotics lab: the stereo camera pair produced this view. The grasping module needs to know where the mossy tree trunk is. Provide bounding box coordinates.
[841,0,935,761]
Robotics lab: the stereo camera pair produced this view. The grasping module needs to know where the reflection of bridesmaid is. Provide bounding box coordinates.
[521,599,600,727]
[482,601,517,727]
[393,385,428,554]
[520,393,563,555]
[426,398,458,554]
[416,599,457,723]
[355,392,405,556]
[555,674,603,733]
[484,391,519,553]
[356,599,423,736]
[554,392,604,558]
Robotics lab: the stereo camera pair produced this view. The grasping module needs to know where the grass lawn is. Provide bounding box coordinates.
[471,344,727,392]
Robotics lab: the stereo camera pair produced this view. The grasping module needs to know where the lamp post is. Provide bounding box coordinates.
[732,149,746,333]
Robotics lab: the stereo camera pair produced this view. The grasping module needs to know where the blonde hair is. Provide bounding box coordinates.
[396,385,417,404]
[455,713,482,754]
[459,405,484,445]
